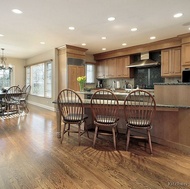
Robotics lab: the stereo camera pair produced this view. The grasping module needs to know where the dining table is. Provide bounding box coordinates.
[0,90,25,116]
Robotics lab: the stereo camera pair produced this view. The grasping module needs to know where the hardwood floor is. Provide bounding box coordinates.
[0,105,190,189]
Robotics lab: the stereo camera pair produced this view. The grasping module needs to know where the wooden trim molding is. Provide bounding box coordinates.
[93,36,184,61]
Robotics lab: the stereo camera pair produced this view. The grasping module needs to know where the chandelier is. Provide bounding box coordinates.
[0,48,12,70]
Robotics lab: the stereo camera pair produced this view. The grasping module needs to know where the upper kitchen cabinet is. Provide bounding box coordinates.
[161,47,181,77]
[106,58,116,78]
[181,43,190,70]
[96,56,133,79]
[96,59,106,78]
[116,56,133,78]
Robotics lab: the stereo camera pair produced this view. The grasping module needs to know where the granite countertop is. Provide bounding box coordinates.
[81,99,190,109]
[154,82,190,85]
[78,88,154,96]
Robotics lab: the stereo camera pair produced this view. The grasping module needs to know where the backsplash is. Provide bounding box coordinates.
[134,66,164,89]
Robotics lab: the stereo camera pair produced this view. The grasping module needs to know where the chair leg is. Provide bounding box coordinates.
[112,127,116,150]
[93,126,98,148]
[78,124,81,146]
[147,130,153,154]
[84,120,89,138]
[126,128,130,151]
[61,123,66,144]
[68,124,70,136]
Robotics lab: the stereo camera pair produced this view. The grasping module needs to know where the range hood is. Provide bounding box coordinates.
[127,52,160,68]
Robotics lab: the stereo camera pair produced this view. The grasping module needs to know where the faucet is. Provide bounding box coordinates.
[112,81,115,91]
[127,83,133,89]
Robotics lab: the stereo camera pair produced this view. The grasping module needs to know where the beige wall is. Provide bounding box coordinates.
[26,49,58,111]
[7,57,26,88]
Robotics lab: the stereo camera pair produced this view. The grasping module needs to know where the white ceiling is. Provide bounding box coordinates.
[1,0,190,59]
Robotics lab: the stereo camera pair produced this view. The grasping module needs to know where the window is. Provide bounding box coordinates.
[26,60,52,98]
[0,69,12,88]
[86,64,95,83]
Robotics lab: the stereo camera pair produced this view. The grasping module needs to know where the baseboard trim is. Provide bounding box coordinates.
[28,101,56,111]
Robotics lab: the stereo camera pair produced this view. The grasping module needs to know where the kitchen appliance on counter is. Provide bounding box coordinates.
[182,69,190,82]
[97,79,103,88]
[116,81,120,89]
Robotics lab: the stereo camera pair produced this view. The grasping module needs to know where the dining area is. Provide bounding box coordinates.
[0,85,31,119]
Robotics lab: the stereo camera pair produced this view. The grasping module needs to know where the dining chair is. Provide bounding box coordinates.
[90,89,119,150]
[4,86,22,115]
[124,89,156,154]
[20,85,31,113]
[57,89,89,145]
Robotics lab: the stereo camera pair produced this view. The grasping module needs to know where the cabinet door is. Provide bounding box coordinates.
[172,47,181,76]
[116,56,131,78]
[107,58,116,78]
[161,48,181,77]
[68,65,85,91]
[96,60,105,78]
[182,43,190,66]
[161,49,171,76]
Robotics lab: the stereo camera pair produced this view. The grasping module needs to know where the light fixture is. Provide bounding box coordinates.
[82,43,86,46]
[131,28,137,31]
[108,17,115,21]
[102,37,106,39]
[12,9,23,14]
[69,26,75,30]
[122,43,127,46]
[0,48,12,70]
[173,13,183,18]
[150,36,156,40]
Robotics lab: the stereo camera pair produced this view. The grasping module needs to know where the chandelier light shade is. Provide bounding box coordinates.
[0,48,12,70]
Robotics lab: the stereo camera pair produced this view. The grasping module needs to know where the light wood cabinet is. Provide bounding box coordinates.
[116,56,131,78]
[181,43,190,70]
[96,60,106,78]
[161,47,181,77]
[68,65,85,91]
[96,56,133,79]
[106,58,116,78]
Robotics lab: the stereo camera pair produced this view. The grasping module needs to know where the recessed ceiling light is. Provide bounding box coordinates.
[108,17,115,21]
[40,42,45,45]
[173,13,183,18]
[82,43,86,46]
[102,48,106,51]
[150,36,156,40]
[102,37,106,40]
[122,43,127,46]
[131,28,137,32]
[12,9,23,14]
[69,26,75,30]
[188,27,190,30]
[0,34,4,37]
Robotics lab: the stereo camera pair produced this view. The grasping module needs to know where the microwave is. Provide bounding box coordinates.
[182,69,190,82]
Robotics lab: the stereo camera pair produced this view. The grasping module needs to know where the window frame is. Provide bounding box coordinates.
[86,63,95,84]
[26,60,52,98]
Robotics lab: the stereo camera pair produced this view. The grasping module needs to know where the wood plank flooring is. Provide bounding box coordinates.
[0,105,190,189]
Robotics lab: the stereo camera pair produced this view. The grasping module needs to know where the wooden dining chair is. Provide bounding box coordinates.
[124,89,156,154]
[90,89,119,150]
[20,85,31,113]
[4,86,22,115]
[57,89,89,145]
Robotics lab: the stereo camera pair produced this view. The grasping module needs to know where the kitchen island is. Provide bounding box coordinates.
[55,86,190,153]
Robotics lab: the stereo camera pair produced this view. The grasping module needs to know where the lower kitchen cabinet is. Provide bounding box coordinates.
[68,65,85,91]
